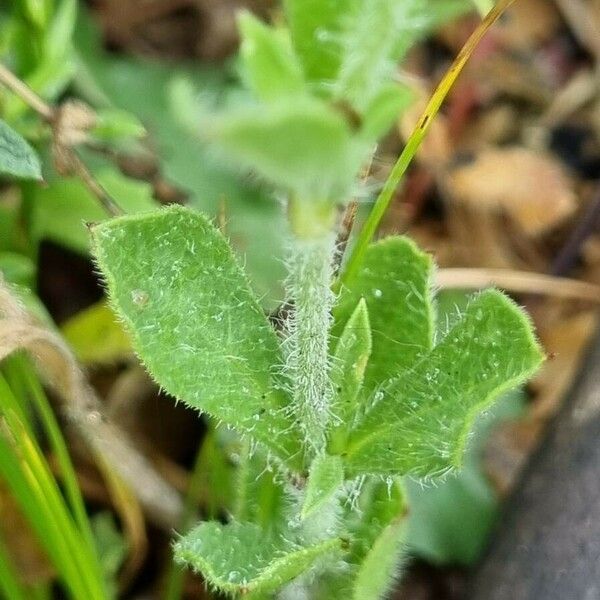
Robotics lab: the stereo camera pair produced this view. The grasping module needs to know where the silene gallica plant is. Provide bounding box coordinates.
[91,1,543,598]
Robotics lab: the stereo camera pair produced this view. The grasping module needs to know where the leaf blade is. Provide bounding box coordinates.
[344,290,544,478]
[333,236,435,394]
[301,453,344,519]
[175,520,341,596]
[238,11,305,102]
[92,206,302,466]
[0,119,42,180]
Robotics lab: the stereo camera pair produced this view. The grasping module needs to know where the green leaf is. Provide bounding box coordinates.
[92,108,146,142]
[352,517,406,600]
[92,206,302,466]
[344,290,544,478]
[91,512,127,596]
[0,204,19,252]
[174,520,341,596]
[302,453,344,519]
[333,237,434,395]
[233,442,289,534]
[210,99,361,201]
[61,301,132,365]
[328,299,371,453]
[0,252,35,288]
[284,0,359,84]
[347,478,406,564]
[360,83,414,141]
[406,390,525,566]
[74,12,288,303]
[317,477,406,598]
[238,11,305,102]
[30,168,158,254]
[334,0,403,109]
[0,119,42,180]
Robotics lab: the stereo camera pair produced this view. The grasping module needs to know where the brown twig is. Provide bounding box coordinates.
[436,268,600,303]
[60,149,124,217]
[0,62,124,216]
[554,0,600,63]
[0,62,55,121]
[333,200,358,277]
[551,188,600,277]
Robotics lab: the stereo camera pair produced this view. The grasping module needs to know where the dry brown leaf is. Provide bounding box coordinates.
[0,277,183,529]
[447,147,578,236]
[494,0,562,51]
[436,268,600,302]
[531,310,600,419]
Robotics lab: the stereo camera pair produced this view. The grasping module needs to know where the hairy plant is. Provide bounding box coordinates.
[90,2,542,599]
[1,0,540,599]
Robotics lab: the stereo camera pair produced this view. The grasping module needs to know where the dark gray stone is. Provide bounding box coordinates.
[467,334,600,600]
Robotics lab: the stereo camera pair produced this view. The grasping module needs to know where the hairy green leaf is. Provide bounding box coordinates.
[284,0,359,84]
[91,108,146,142]
[351,517,406,600]
[333,237,435,394]
[302,453,344,519]
[360,83,414,141]
[92,206,302,466]
[334,0,468,109]
[317,478,406,599]
[334,0,404,109]
[210,99,361,201]
[328,299,371,452]
[233,444,289,534]
[406,390,525,566]
[175,520,341,596]
[344,290,544,478]
[0,253,35,288]
[0,119,42,180]
[238,11,305,102]
[74,13,288,303]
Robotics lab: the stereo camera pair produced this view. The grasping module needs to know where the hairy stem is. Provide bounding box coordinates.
[285,203,337,451]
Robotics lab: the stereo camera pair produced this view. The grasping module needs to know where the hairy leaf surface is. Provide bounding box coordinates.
[333,237,434,394]
[238,11,305,102]
[284,0,359,83]
[351,517,406,600]
[174,521,341,596]
[92,206,302,466]
[329,299,371,451]
[0,119,42,180]
[344,290,544,478]
[302,453,344,519]
[210,100,361,202]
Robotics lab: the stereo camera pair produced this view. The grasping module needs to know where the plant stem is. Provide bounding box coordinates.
[286,200,337,451]
[0,62,54,121]
[336,0,516,291]
[0,62,123,216]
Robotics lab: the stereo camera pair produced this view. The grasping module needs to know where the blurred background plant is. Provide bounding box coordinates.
[0,0,599,598]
